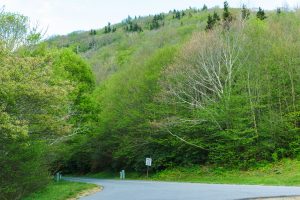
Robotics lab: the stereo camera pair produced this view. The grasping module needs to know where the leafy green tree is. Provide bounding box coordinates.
[202,4,208,11]
[0,11,41,51]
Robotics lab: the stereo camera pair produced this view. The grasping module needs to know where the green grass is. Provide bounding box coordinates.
[85,159,300,186]
[23,180,99,200]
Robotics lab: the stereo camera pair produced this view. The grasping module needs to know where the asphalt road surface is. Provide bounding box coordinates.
[65,177,300,200]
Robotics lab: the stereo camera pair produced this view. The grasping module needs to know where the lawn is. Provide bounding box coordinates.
[23,180,100,200]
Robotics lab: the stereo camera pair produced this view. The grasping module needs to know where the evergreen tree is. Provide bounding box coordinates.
[89,29,96,35]
[223,1,232,22]
[107,22,111,33]
[257,7,267,20]
[213,11,221,22]
[202,4,208,11]
[205,14,215,30]
[174,11,181,19]
[276,8,281,15]
[241,4,250,20]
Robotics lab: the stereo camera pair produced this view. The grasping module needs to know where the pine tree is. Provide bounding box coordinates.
[202,4,208,11]
[107,22,111,33]
[276,8,281,15]
[213,11,220,22]
[257,7,267,20]
[241,4,250,20]
[223,1,232,22]
[90,29,96,35]
[174,11,181,19]
[205,14,215,30]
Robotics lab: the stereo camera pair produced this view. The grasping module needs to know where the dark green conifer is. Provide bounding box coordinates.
[241,4,250,20]
[257,7,267,20]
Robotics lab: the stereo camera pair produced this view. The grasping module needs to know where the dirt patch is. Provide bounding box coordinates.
[67,186,102,200]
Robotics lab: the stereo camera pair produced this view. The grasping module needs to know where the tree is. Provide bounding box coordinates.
[0,11,41,51]
[206,14,215,30]
[205,12,220,31]
[0,46,74,199]
[124,21,143,32]
[213,11,221,22]
[202,4,208,11]
[223,1,233,29]
[257,7,267,20]
[276,8,282,15]
[223,1,232,21]
[107,22,111,33]
[104,22,112,33]
[150,14,164,30]
[90,29,96,35]
[174,11,181,19]
[241,4,250,20]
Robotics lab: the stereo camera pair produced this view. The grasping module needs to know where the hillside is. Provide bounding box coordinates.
[1,4,300,199]
[46,6,300,173]
[46,8,229,84]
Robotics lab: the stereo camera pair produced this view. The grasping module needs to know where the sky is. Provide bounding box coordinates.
[1,0,300,36]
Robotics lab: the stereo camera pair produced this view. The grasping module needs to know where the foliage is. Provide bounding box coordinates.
[0,10,96,199]
[257,7,267,20]
[149,14,165,30]
[242,4,250,20]
[205,12,220,30]
[23,181,99,200]
[104,22,116,34]
[152,159,300,186]
[2,6,300,199]
[223,1,232,22]
[0,11,41,51]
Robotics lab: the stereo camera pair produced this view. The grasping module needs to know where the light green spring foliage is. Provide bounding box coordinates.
[0,48,72,199]
[48,8,300,173]
[0,11,96,200]
[1,6,300,199]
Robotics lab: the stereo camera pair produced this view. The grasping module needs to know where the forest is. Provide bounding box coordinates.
[0,2,299,199]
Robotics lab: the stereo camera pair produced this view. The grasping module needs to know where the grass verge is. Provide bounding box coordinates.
[85,159,300,186]
[23,180,100,200]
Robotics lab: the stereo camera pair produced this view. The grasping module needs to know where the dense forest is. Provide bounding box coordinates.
[1,2,300,199]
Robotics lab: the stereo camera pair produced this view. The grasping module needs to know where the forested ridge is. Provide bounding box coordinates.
[1,3,300,199]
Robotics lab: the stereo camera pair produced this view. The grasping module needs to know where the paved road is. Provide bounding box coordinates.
[65,177,300,200]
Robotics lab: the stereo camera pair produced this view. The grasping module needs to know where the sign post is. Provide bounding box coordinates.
[145,157,152,178]
[120,170,125,180]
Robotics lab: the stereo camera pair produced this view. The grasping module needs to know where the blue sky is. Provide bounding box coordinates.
[2,0,299,36]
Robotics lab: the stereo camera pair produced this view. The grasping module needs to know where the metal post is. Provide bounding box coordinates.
[56,172,60,182]
[122,170,125,179]
[147,166,149,178]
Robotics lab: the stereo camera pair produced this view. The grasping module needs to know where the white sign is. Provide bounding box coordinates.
[145,158,152,166]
